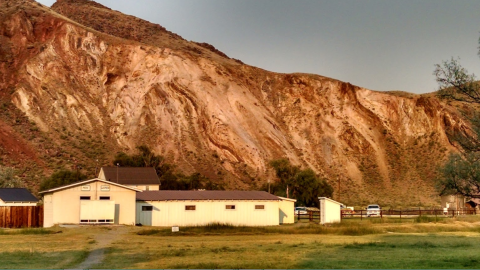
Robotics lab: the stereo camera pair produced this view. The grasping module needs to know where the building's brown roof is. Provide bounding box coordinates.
[101,167,159,185]
[136,190,280,201]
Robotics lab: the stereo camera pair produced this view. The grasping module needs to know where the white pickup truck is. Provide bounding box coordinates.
[366,204,381,217]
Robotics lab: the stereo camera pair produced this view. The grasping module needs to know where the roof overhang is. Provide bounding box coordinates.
[318,197,343,206]
[39,178,142,194]
[277,196,297,202]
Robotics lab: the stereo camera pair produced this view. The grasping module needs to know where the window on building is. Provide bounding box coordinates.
[99,196,110,200]
[80,196,91,200]
[226,205,236,210]
[185,205,196,210]
[255,205,265,210]
[142,206,153,211]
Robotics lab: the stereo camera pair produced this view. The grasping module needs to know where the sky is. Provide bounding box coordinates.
[36,0,480,94]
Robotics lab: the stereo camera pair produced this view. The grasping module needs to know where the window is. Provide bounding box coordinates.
[185,205,196,210]
[226,205,236,210]
[80,196,91,200]
[255,205,265,210]
[99,196,110,200]
[142,206,153,211]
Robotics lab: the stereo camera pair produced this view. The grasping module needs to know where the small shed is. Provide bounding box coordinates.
[278,196,296,224]
[0,188,38,206]
[40,178,140,227]
[98,167,160,191]
[136,190,281,226]
[318,197,342,224]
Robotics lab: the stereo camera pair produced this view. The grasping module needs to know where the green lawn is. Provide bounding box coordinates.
[2,217,480,269]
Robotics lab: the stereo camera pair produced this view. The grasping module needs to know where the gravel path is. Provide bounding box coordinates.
[75,226,130,269]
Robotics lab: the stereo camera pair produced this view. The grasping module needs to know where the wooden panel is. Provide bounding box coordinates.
[0,206,44,228]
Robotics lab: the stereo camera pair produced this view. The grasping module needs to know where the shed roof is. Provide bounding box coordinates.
[100,167,159,185]
[0,188,39,202]
[136,190,280,201]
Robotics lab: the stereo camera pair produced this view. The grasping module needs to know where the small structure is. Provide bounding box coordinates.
[40,178,140,227]
[0,188,38,206]
[136,190,283,226]
[98,167,160,191]
[318,197,342,224]
[278,196,296,224]
[441,194,465,210]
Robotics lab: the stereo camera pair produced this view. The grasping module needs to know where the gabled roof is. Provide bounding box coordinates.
[39,178,142,194]
[0,188,39,202]
[136,190,281,201]
[99,167,160,185]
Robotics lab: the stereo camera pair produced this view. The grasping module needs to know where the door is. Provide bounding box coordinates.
[138,204,153,226]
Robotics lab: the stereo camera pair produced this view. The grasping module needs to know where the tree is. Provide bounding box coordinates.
[434,37,480,196]
[40,169,88,191]
[269,159,333,207]
[113,146,220,190]
[0,166,22,188]
[436,153,480,198]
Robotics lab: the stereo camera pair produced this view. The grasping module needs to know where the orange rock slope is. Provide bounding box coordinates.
[0,0,471,205]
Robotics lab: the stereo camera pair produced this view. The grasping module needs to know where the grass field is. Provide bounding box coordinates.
[2,217,480,269]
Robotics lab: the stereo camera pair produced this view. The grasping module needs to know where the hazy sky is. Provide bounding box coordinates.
[37,0,480,94]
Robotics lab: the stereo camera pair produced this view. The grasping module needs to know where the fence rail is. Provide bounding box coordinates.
[0,206,43,228]
[341,209,476,220]
[295,212,320,222]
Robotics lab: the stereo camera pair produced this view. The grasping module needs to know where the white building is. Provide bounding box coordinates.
[40,178,140,227]
[98,167,160,191]
[319,197,342,224]
[136,190,287,226]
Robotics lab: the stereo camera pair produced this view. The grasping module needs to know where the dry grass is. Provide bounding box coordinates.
[3,217,480,268]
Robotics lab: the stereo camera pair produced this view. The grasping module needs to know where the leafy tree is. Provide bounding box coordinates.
[434,36,480,196]
[40,169,88,191]
[113,146,221,190]
[269,159,333,207]
[0,166,22,188]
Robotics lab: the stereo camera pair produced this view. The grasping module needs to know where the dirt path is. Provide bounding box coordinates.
[75,226,131,269]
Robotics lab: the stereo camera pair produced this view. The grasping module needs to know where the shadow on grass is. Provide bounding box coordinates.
[137,222,381,236]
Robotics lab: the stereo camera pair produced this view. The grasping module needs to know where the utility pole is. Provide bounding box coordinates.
[268,179,271,193]
[338,176,341,202]
[116,163,119,183]
[94,159,99,178]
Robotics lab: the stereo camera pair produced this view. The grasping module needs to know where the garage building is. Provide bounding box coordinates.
[40,178,140,227]
[136,190,286,226]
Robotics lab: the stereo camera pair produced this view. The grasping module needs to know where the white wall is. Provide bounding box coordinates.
[278,198,295,224]
[43,181,136,227]
[136,200,280,226]
[319,197,341,224]
[0,200,37,206]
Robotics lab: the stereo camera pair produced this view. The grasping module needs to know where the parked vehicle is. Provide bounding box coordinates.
[295,207,307,215]
[366,204,381,217]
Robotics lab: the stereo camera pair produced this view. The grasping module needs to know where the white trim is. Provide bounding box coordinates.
[39,178,142,194]
[277,196,297,202]
[318,197,343,206]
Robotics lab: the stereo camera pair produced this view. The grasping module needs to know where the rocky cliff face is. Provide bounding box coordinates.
[0,0,472,205]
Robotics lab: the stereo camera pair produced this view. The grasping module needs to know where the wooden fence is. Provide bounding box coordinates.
[341,208,476,220]
[0,206,43,228]
[295,212,320,222]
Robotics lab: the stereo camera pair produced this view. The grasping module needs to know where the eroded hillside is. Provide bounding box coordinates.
[0,0,472,205]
